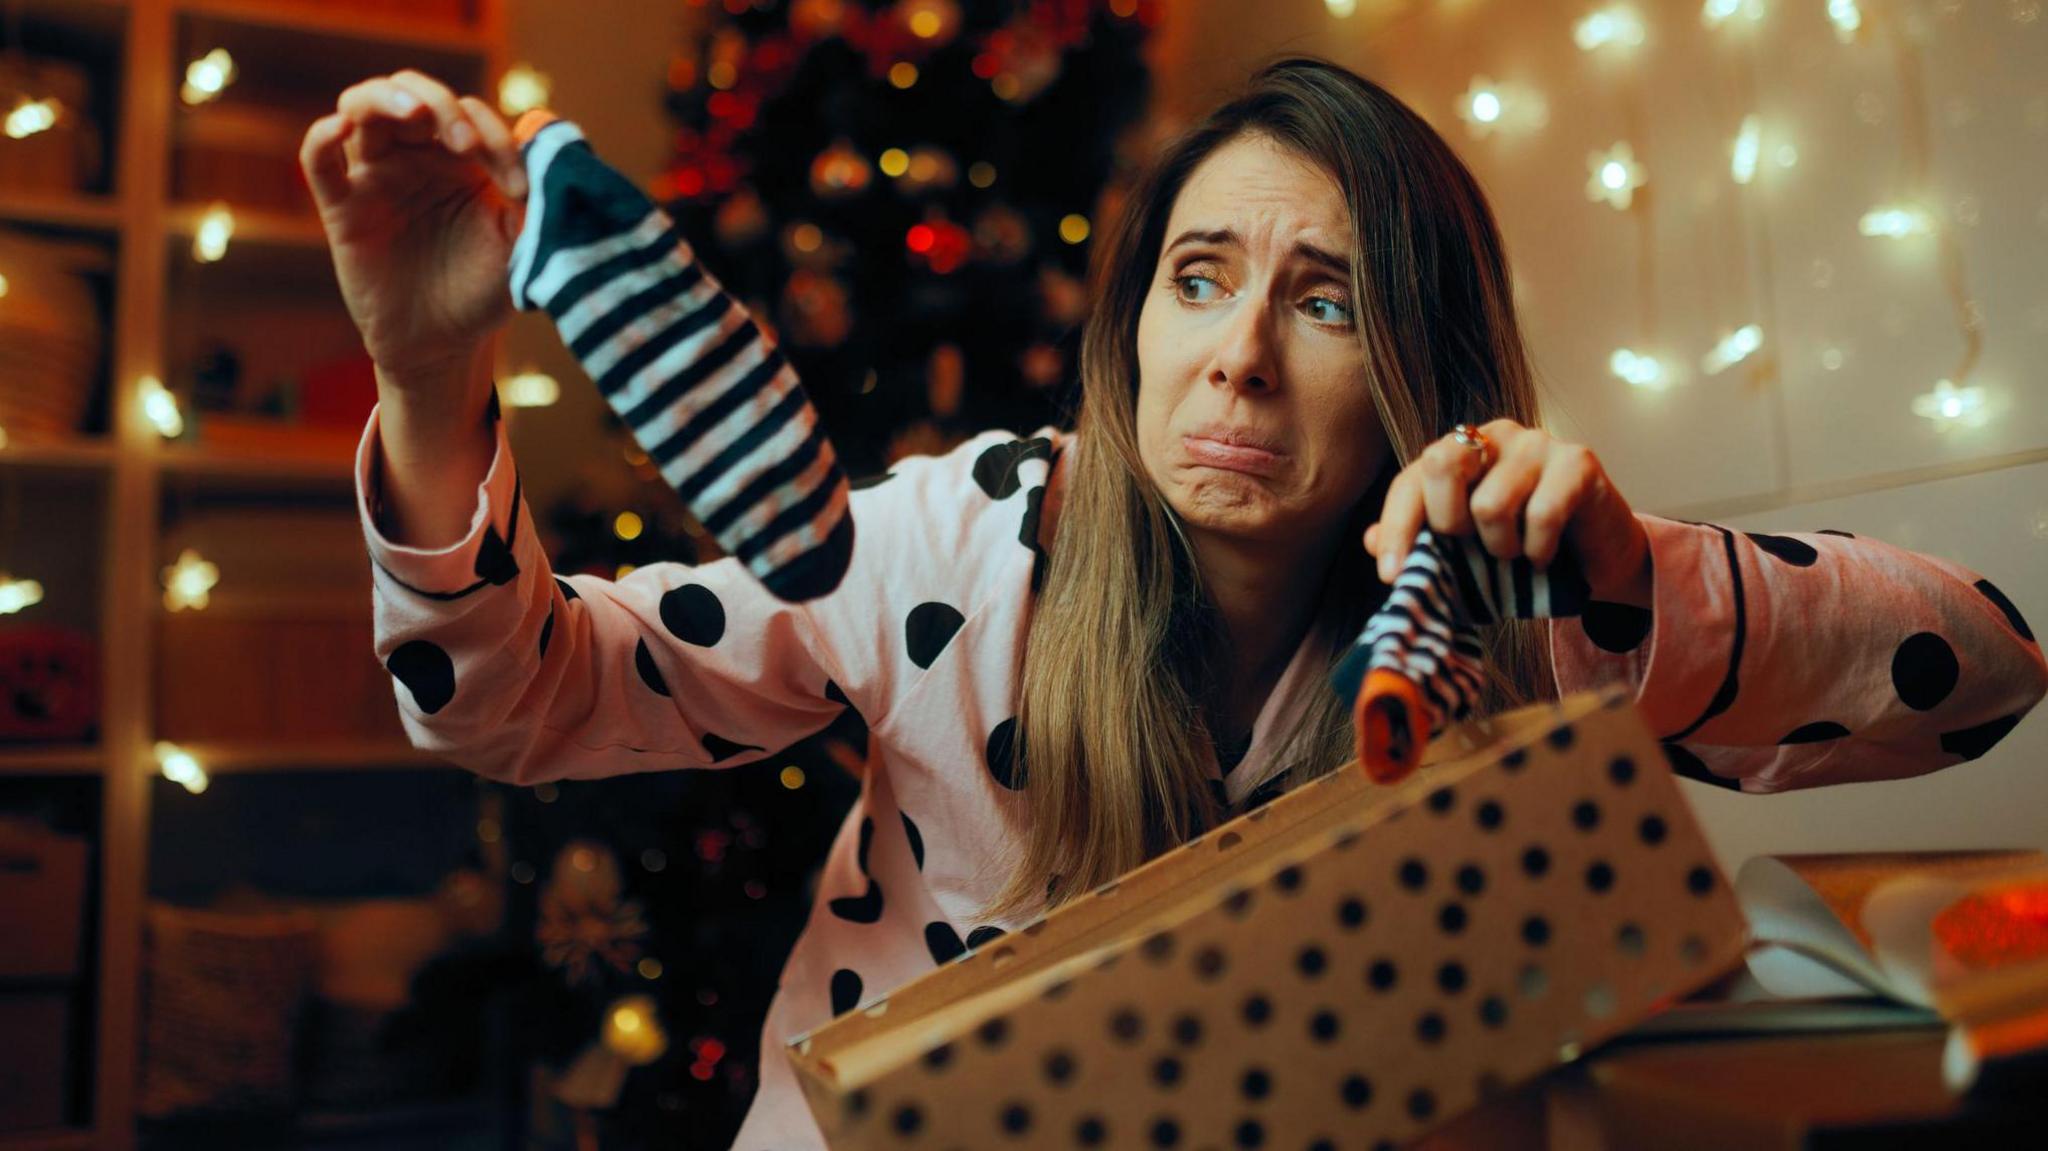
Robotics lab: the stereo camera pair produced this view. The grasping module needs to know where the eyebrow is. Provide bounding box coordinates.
[1163,227,1352,278]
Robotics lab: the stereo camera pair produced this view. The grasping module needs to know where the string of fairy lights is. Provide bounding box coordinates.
[1332,0,2009,429]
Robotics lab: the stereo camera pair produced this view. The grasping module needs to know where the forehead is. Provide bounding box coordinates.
[1165,133,1350,244]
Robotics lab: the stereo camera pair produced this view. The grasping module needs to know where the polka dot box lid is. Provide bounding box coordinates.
[787,684,1749,1149]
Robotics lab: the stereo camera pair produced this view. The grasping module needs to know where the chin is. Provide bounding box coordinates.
[1167,473,1289,540]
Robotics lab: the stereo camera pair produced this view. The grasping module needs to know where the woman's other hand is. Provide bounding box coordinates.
[1366,419,1653,607]
[299,70,529,389]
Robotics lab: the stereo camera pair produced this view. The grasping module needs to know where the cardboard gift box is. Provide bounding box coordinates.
[787,686,1750,1149]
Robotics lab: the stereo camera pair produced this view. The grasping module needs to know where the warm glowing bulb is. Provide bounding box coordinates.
[613,511,644,541]
[1828,0,1862,41]
[603,995,669,1065]
[162,548,220,612]
[1326,0,1359,15]
[0,575,44,615]
[1610,348,1667,389]
[889,61,918,89]
[1701,0,1765,27]
[1911,378,1987,428]
[878,148,910,178]
[0,271,9,298]
[499,64,552,117]
[780,765,806,789]
[1471,91,1502,122]
[1575,6,1646,51]
[155,741,210,794]
[193,203,234,263]
[1859,204,1934,238]
[1059,214,1091,244]
[139,375,184,439]
[1586,142,1646,210]
[5,97,59,139]
[1731,115,1761,184]
[501,371,559,408]
[1701,324,1764,375]
[181,48,236,105]
[968,161,996,188]
[909,9,942,37]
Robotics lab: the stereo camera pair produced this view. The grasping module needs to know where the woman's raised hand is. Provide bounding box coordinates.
[298,70,529,389]
[1365,419,1654,607]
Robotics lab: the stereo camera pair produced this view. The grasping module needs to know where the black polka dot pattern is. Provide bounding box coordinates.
[1020,484,1050,592]
[553,576,580,601]
[830,968,862,1015]
[701,732,761,762]
[633,638,669,696]
[850,470,895,490]
[926,921,967,966]
[1940,713,2021,761]
[1744,532,1818,567]
[659,583,726,646]
[387,640,456,715]
[971,436,1054,500]
[986,717,1021,790]
[905,602,967,669]
[1779,721,1850,745]
[474,523,519,586]
[829,817,885,924]
[1891,632,1959,711]
[1973,579,2035,643]
[537,607,555,659]
[901,812,925,870]
[1580,600,1653,654]
[1661,742,1738,791]
[810,692,1757,1150]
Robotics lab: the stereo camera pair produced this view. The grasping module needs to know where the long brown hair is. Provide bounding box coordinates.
[984,57,1556,921]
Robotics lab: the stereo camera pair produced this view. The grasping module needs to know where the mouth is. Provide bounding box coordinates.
[1183,427,1287,477]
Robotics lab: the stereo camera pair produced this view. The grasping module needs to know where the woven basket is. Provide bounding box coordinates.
[138,902,318,1118]
[0,229,103,442]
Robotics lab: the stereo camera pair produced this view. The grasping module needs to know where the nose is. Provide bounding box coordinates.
[1207,294,1279,394]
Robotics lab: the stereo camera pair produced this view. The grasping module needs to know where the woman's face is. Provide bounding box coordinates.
[1134,132,1389,550]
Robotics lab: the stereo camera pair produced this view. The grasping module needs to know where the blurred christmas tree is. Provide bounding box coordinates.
[499,4,1154,1148]
[655,0,1157,477]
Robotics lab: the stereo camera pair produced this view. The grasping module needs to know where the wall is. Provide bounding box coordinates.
[1157,0,2048,869]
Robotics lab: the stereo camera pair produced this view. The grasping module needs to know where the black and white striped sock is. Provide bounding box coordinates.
[507,114,854,602]
[1331,531,1590,774]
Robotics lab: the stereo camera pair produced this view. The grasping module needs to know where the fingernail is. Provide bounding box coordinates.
[389,90,419,114]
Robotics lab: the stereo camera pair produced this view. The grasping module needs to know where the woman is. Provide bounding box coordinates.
[304,58,2043,1149]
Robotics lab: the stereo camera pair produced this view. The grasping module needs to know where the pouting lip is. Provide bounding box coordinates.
[1185,421,1288,454]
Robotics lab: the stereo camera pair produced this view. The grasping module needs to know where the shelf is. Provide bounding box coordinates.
[177,0,491,56]
[157,441,355,488]
[166,739,450,773]
[0,439,119,476]
[0,746,105,776]
[0,192,123,235]
[0,1128,96,1151]
[165,202,324,250]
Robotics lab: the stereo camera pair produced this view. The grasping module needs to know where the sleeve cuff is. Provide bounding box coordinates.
[1550,514,1738,739]
[354,401,524,597]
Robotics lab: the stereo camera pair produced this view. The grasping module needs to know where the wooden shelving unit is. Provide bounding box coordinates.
[0,3,509,1148]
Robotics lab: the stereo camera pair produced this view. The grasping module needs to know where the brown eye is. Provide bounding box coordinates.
[1304,296,1353,325]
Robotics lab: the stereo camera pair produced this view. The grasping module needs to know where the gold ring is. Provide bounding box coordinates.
[1450,423,1492,469]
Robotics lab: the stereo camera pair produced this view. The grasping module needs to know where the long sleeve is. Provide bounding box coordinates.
[1550,515,2047,793]
[357,401,1062,788]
